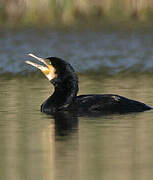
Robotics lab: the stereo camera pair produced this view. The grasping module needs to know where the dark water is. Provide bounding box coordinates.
[1,29,153,180]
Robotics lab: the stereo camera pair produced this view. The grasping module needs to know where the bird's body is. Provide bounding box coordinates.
[73,94,151,115]
[41,93,152,115]
[26,54,152,116]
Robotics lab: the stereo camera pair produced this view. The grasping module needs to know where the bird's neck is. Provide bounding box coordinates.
[42,77,78,112]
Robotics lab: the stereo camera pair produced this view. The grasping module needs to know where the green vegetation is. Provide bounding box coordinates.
[0,0,153,27]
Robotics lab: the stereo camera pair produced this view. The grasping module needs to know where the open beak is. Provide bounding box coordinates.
[25,53,56,81]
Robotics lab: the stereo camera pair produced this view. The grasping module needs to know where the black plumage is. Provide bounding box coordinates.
[40,57,152,115]
[26,54,152,116]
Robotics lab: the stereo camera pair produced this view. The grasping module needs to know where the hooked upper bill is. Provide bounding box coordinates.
[25,53,57,81]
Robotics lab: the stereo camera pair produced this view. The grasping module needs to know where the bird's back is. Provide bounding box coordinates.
[70,94,152,115]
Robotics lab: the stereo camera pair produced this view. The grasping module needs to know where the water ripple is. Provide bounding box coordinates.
[0,29,153,75]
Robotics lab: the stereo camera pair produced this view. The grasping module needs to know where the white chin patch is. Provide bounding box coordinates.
[45,73,54,81]
[42,66,57,81]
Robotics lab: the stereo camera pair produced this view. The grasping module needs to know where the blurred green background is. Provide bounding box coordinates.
[1,0,153,28]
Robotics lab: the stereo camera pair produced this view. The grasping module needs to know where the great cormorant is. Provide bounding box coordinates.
[26,54,152,115]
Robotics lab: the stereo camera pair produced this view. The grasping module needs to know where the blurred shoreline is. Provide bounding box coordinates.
[0,0,153,28]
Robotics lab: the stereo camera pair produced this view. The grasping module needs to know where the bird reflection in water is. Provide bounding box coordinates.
[53,112,78,137]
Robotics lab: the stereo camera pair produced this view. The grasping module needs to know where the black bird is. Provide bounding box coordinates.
[26,54,152,115]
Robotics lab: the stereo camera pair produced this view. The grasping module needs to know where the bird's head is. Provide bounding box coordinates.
[25,54,77,85]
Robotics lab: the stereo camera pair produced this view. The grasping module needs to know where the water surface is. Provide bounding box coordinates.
[0,29,153,180]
